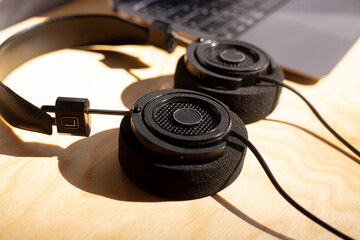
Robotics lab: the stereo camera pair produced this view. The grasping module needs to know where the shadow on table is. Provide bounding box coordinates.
[79,47,175,109]
[0,118,162,202]
[213,194,295,240]
[0,117,295,239]
[0,47,176,202]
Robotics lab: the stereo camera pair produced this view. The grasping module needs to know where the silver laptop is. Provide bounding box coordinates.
[110,0,360,81]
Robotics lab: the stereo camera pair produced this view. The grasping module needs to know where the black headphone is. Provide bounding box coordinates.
[0,14,283,199]
[175,38,283,124]
[2,15,357,238]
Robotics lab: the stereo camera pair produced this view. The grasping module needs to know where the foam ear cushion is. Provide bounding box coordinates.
[118,111,247,200]
[174,56,283,124]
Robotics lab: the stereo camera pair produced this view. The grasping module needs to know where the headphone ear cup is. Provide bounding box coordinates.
[118,110,247,200]
[174,54,284,124]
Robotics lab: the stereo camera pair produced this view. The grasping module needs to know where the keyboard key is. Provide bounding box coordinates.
[227,25,247,34]
[216,32,236,39]
[140,0,288,37]
[238,0,256,9]
[247,9,266,20]
[201,19,227,34]
[237,16,255,26]
[186,13,211,28]
[167,9,192,22]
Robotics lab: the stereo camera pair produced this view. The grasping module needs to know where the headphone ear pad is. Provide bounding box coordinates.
[174,56,283,124]
[118,111,247,200]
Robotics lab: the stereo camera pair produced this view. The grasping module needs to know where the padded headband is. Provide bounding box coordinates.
[0,14,177,135]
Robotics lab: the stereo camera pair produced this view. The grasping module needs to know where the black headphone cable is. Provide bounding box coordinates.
[230,130,353,240]
[261,77,360,158]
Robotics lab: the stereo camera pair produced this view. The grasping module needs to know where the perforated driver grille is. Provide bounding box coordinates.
[154,101,219,136]
[204,45,256,69]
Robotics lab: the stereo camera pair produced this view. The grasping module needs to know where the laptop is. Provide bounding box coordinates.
[110,0,360,81]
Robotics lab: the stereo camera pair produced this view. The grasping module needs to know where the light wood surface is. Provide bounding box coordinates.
[0,1,359,239]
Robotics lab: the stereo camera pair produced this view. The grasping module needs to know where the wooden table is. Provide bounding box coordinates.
[0,1,359,239]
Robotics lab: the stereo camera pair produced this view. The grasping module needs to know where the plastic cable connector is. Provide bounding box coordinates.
[54,97,91,137]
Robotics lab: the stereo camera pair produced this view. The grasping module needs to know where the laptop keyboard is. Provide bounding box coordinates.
[139,0,287,39]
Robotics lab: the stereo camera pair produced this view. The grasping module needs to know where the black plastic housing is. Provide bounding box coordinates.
[54,97,91,136]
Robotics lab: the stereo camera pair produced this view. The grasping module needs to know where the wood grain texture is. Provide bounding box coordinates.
[0,1,359,239]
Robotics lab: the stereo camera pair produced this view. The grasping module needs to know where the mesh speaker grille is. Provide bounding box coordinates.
[154,101,219,136]
[204,45,256,69]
